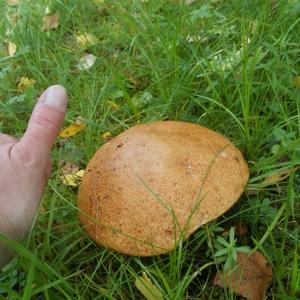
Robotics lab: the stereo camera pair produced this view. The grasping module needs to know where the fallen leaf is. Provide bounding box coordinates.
[234,221,248,236]
[214,251,273,300]
[135,272,163,300]
[76,32,98,48]
[7,41,17,56]
[59,160,81,187]
[60,161,80,175]
[75,116,85,124]
[77,53,97,70]
[61,169,84,187]
[107,100,120,110]
[17,76,36,93]
[128,76,142,88]
[262,167,298,186]
[292,76,300,88]
[42,13,60,31]
[101,131,112,141]
[59,122,86,138]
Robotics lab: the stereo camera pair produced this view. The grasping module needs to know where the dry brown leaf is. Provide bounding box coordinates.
[128,76,142,88]
[262,167,298,186]
[59,123,86,138]
[7,41,17,56]
[42,13,60,31]
[17,76,36,93]
[76,32,98,48]
[234,221,248,236]
[135,272,163,300]
[60,161,80,176]
[214,251,273,300]
[77,53,96,70]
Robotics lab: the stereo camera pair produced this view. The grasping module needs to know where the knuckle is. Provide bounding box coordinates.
[0,134,18,145]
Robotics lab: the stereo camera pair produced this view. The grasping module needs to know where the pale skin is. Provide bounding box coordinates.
[0,85,67,267]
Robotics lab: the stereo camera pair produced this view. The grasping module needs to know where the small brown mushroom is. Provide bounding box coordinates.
[78,121,249,256]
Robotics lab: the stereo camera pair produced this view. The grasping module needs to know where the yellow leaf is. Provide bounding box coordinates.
[42,13,60,31]
[292,76,300,88]
[262,167,298,186]
[7,41,17,56]
[107,100,120,110]
[17,76,36,93]
[76,32,98,48]
[59,123,86,138]
[135,273,163,300]
[101,131,111,140]
[61,170,84,187]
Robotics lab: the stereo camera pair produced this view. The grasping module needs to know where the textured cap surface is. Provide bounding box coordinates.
[78,121,249,256]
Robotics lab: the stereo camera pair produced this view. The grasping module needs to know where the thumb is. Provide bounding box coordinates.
[17,85,68,162]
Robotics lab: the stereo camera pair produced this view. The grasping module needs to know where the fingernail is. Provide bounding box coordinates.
[44,85,68,111]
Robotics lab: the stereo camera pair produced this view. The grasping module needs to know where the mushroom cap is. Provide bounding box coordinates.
[78,121,249,256]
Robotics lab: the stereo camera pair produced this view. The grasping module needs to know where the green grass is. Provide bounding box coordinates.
[0,0,300,298]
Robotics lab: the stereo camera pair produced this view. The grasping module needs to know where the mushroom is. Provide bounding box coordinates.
[78,121,249,256]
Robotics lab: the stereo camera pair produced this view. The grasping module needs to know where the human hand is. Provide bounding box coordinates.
[0,85,67,267]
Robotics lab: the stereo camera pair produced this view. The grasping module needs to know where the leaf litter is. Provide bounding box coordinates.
[76,32,98,48]
[77,53,97,70]
[61,170,84,187]
[261,166,299,186]
[42,13,60,31]
[7,41,17,56]
[59,117,86,138]
[214,250,273,300]
[17,76,36,93]
[59,160,84,187]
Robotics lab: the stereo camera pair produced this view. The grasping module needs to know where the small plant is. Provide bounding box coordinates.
[269,127,300,159]
[214,227,250,270]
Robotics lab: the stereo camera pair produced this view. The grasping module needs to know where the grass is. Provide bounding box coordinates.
[0,0,300,298]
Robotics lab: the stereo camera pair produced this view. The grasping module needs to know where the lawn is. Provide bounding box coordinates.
[0,0,300,299]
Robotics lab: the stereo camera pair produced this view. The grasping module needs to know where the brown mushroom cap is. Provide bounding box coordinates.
[78,121,249,256]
